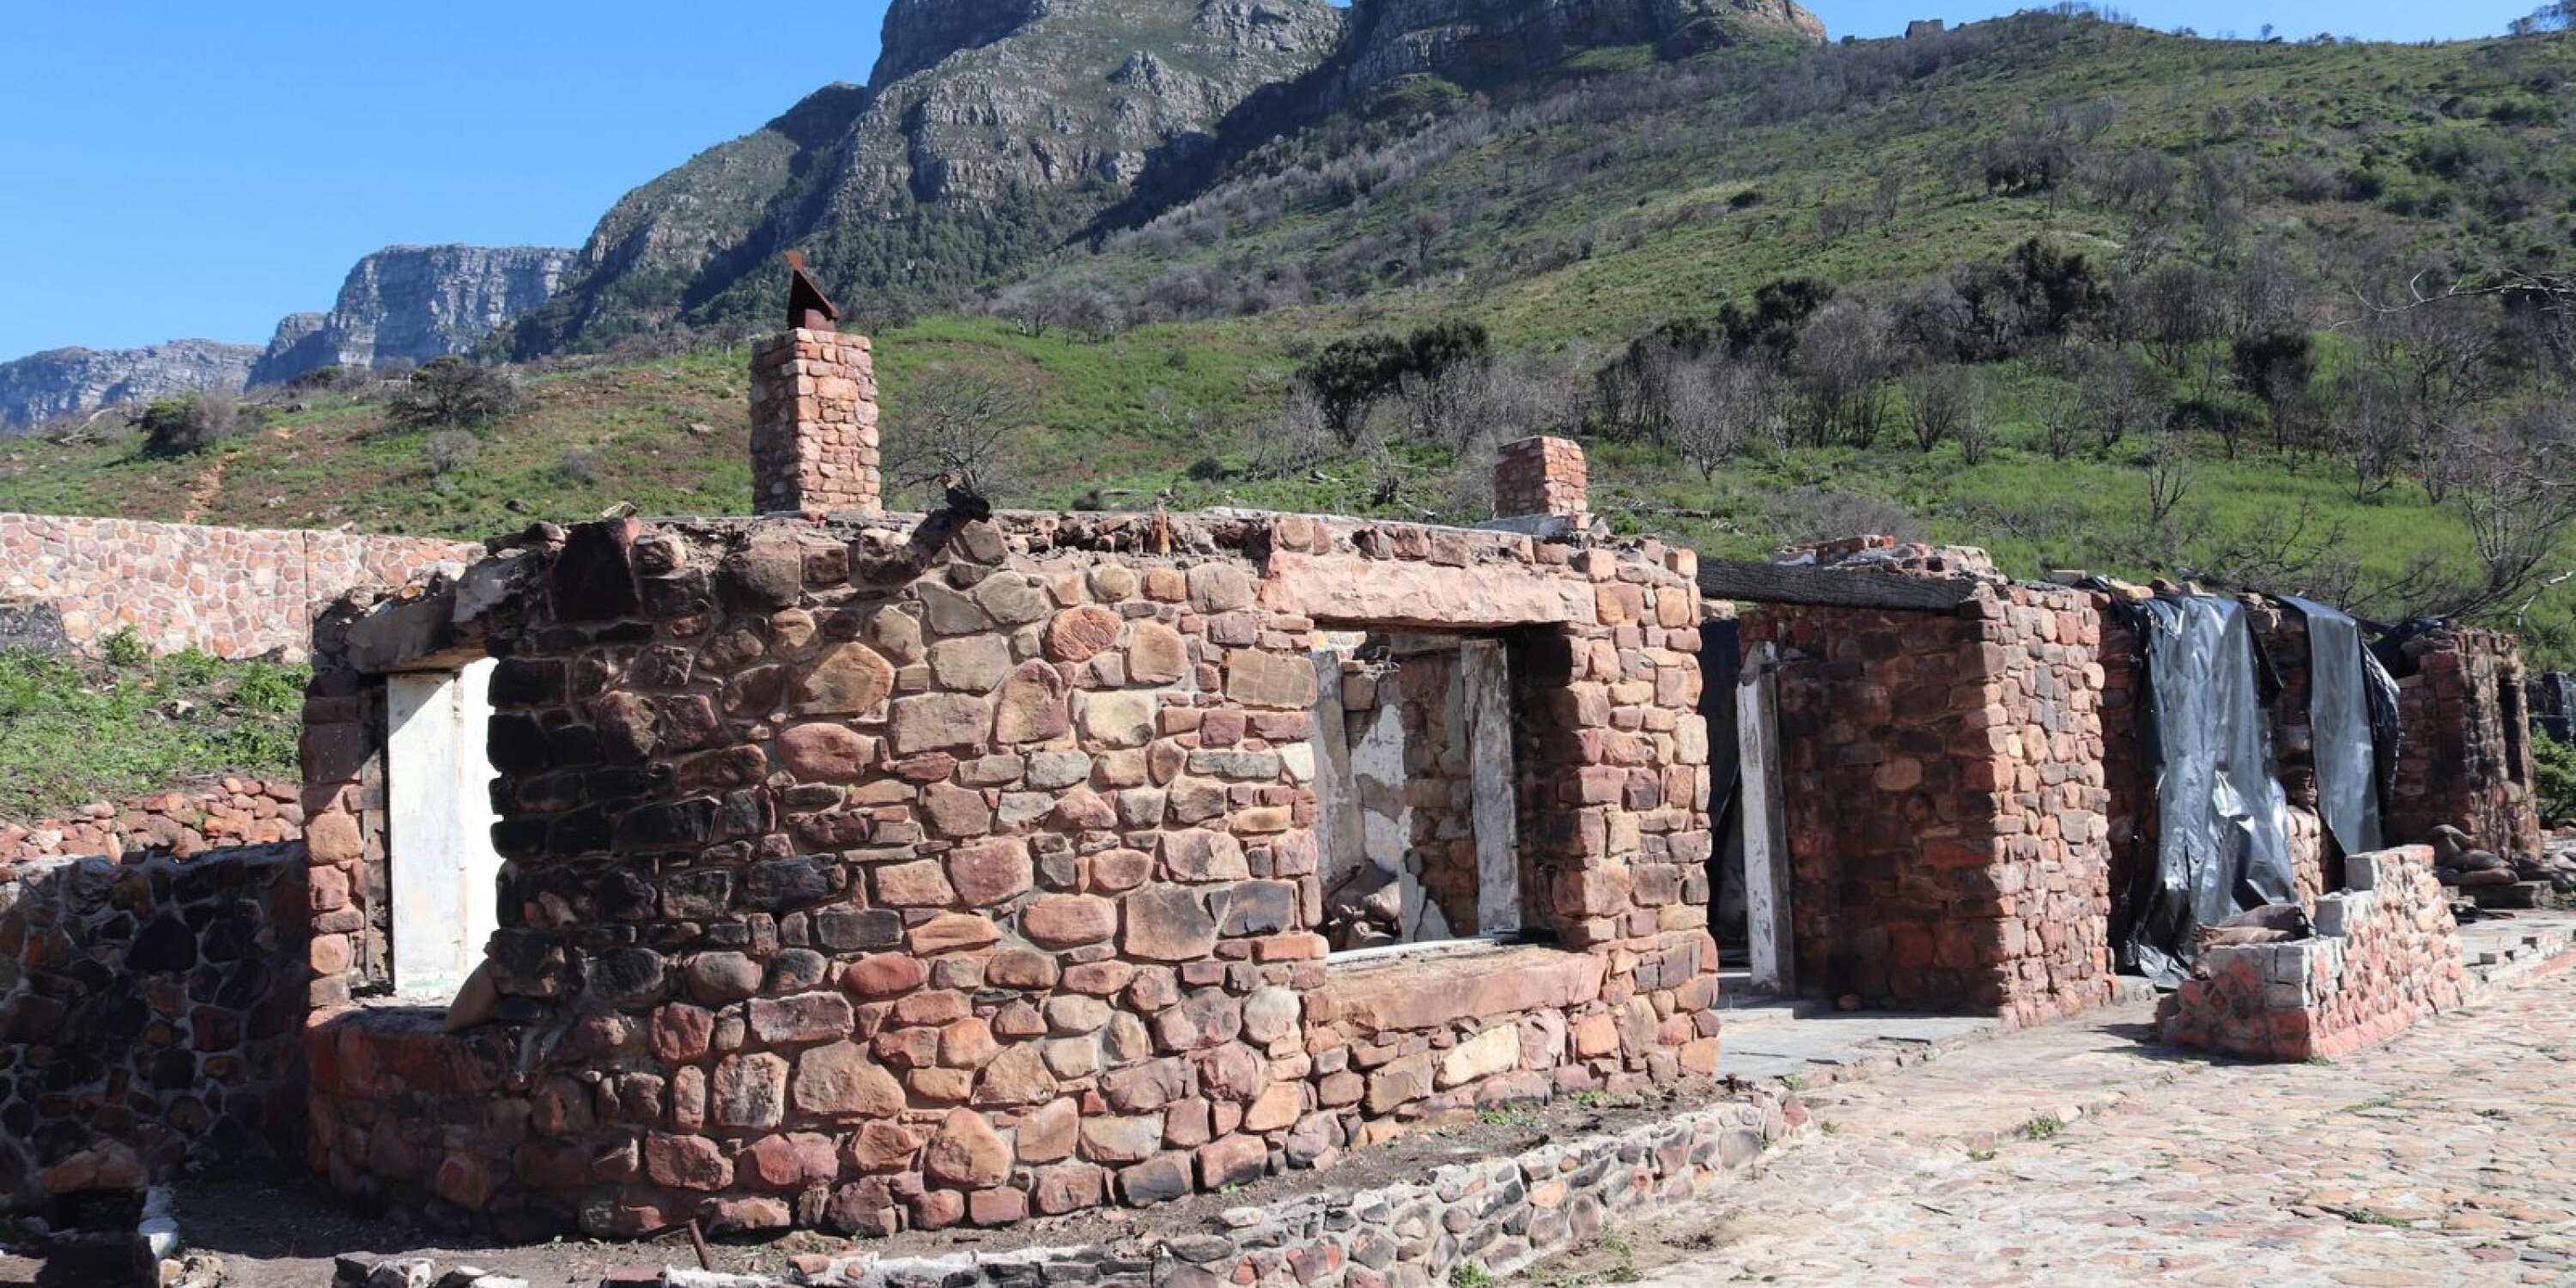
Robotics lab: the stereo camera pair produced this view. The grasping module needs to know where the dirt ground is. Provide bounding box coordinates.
[0,1078,1744,1288]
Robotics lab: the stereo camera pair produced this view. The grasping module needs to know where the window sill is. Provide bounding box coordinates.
[1311,941,1608,1036]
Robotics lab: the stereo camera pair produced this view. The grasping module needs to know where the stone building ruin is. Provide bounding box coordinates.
[0,288,2553,1251]
[287,312,1716,1238]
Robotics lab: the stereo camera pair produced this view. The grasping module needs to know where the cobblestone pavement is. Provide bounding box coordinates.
[1626,963,2576,1287]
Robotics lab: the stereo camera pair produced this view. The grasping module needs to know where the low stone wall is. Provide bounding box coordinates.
[0,844,310,1212]
[0,779,302,864]
[330,1085,1801,1288]
[0,511,479,660]
[2159,846,2467,1061]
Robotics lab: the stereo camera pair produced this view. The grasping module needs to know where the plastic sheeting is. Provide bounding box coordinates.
[2281,595,2399,860]
[2112,594,2300,987]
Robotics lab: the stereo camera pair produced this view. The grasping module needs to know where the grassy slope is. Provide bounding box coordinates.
[0,645,307,820]
[1,16,2571,659]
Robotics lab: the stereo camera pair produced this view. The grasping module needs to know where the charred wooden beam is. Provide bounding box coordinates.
[1697,558,1983,612]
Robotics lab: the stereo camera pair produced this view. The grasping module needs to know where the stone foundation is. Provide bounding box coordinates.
[2159,846,2468,1061]
[301,507,1715,1237]
[0,844,310,1212]
[0,512,477,660]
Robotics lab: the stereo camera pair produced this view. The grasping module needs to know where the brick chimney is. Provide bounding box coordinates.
[1492,435,1589,524]
[749,328,881,516]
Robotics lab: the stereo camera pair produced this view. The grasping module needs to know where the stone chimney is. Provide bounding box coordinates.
[1492,435,1589,524]
[749,329,881,516]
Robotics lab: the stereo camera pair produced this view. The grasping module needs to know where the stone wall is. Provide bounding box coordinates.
[1492,436,1589,524]
[335,1084,1801,1288]
[1,779,302,865]
[2385,623,2543,862]
[1741,581,2115,1028]
[2160,846,2467,1061]
[750,330,880,517]
[301,507,1715,1238]
[0,844,309,1212]
[0,512,478,660]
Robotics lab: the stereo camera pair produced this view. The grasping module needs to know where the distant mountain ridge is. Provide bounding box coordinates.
[0,342,262,436]
[0,243,574,434]
[250,245,574,387]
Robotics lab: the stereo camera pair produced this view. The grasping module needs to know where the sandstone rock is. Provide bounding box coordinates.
[1076,690,1157,748]
[929,635,1014,690]
[1018,1097,1080,1163]
[1224,649,1317,709]
[913,913,1000,955]
[890,693,991,754]
[713,1052,789,1129]
[793,1042,906,1119]
[1437,1025,1522,1089]
[1122,887,1218,961]
[1045,605,1124,661]
[974,1043,1054,1105]
[1161,829,1248,882]
[994,662,1072,744]
[778,722,876,781]
[1025,893,1118,946]
[795,643,896,714]
[946,836,1033,906]
[1127,622,1190,684]
[924,1108,1012,1188]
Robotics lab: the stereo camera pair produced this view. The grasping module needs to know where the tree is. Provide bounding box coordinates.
[1792,298,1898,447]
[388,356,519,431]
[1294,321,1492,446]
[137,391,240,457]
[1902,364,1982,453]
[2230,328,2317,451]
[2075,344,2166,451]
[882,367,1036,505]
[1662,354,1780,478]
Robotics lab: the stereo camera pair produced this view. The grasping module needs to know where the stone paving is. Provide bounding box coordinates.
[1629,953,2576,1286]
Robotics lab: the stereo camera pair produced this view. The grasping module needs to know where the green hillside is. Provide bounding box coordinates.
[3,10,2572,665]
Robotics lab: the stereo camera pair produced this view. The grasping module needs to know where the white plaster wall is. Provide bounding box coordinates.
[386,657,501,999]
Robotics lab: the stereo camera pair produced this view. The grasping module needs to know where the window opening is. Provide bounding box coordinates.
[384,657,503,1000]
[1309,631,1520,953]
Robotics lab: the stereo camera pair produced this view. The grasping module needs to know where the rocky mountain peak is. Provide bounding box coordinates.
[1338,0,1826,95]
[252,244,574,386]
[0,341,259,435]
[872,0,1052,86]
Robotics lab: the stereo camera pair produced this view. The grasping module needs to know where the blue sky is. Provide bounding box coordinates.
[0,0,2547,361]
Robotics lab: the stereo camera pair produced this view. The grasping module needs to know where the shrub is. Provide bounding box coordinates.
[137,391,240,457]
[389,356,520,431]
[2537,730,2576,827]
[422,429,481,477]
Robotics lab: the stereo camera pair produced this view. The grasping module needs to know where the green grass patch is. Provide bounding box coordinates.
[0,638,307,821]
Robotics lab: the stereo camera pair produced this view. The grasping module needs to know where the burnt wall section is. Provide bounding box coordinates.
[0,844,309,1213]
[1740,583,2114,1027]
[2160,846,2466,1061]
[2385,623,2543,862]
[2,779,302,865]
[302,511,1714,1238]
[0,513,478,660]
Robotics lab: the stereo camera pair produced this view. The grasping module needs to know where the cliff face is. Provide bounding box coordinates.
[250,245,574,386]
[507,0,1344,354]
[1334,0,1825,94]
[0,342,259,435]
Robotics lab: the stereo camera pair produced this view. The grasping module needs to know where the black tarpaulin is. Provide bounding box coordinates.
[2113,593,2300,987]
[2281,594,2397,859]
